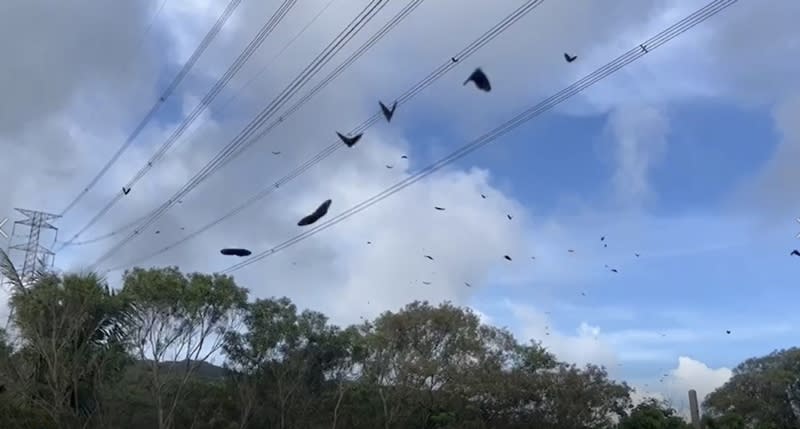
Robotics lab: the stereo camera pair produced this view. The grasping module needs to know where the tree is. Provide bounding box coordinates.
[17,263,800,429]
[326,325,367,429]
[0,327,52,428]
[703,347,800,428]
[0,249,132,429]
[523,362,631,429]
[223,297,339,429]
[456,337,556,427]
[619,398,691,429]
[119,267,247,429]
[360,301,493,429]
[365,301,492,428]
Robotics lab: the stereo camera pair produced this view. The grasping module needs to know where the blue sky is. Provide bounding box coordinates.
[461,56,797,406]
[479,101,790,391]
[351,0,800,403]
[2,0,799,411]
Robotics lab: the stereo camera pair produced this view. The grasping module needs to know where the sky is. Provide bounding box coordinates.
[1,0,799,413]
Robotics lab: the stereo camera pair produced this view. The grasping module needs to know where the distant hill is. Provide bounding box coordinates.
[133,359,230,379]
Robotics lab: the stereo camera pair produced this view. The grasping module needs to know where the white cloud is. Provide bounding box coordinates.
[607,105,669,208]
[31,0,667,323]
[0,0,159,330]
[668,356,732,404]
[0,0,796,405]
[571,0,800,214]
[503,298,709,370]
[551,301,639,323]
[733,92,800,219]
[629,387,666,406]
[621,357,731,418]
[504,300,619,370]
[627,356,731,417]
[470,307,493,325]
[500,295,785,405]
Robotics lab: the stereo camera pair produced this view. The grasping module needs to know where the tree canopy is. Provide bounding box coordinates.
[0,261,796,429]
[702,347,800,428]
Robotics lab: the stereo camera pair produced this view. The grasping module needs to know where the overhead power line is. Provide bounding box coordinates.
[58,0,299,250]
[59,0,339,249]
[69,0,396,250]
[141,0,171,43]
[88,0,410,269]
[216,0,739,276]
[104,0,547,272]
[182,0,421,178]
[59,212,151,246]
[59,0,245,218]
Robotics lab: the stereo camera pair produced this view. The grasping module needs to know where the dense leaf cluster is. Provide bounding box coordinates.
[0,262,790,428]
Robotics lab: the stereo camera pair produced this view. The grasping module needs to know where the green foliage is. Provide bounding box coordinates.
[118,267,248,429]
[0,263,642,429]
[619,398,691,429]
[1,266,131,429]
[703,347,800,428]
[9,263,798,429]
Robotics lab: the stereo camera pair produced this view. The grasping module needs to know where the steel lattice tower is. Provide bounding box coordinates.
[7,208,60,285]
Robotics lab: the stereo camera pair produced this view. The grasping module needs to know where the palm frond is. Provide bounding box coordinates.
[0,249,24,293]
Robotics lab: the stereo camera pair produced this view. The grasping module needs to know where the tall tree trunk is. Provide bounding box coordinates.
[148,358,167,429]
[280,396,287,429]
[158,405,165,429]
[379,387,390,429]
[236,380,254,429]
[331,382,346,429]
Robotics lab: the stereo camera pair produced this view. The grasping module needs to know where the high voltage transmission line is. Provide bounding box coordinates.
[65,0,400,251]
[57,0,300,251]
[214,0,739,275]
[58,0,245,218]
[57,0,339,249]
[138,0,170,49]
[103,0,547,272]
[87,0,420,269]
[63,212,150,246]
